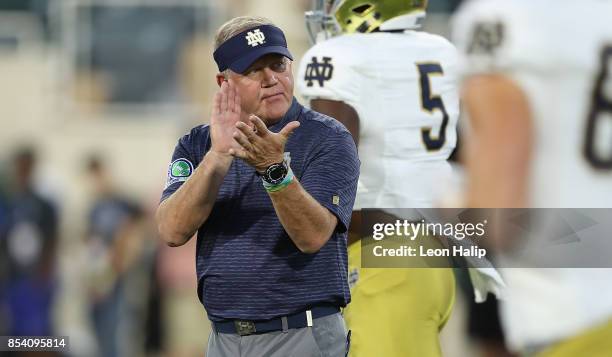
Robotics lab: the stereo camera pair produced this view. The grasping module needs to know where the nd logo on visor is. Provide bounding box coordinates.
[245,29,266,47]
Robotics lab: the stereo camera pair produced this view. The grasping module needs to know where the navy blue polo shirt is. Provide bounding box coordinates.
[160,98,359,322]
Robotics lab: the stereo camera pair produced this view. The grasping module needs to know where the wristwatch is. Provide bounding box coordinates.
[260,160,289,185]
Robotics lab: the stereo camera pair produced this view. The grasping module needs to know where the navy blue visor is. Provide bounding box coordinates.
[213,24,293,74]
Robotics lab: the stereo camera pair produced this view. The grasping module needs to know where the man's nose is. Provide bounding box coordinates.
[261,67,278,87]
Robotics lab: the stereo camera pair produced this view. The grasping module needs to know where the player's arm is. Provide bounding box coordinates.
[311,99,360,147]
[298,43,360,146]
[462,74,533,208]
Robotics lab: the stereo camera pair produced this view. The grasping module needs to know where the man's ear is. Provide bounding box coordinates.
[216,73,227,87]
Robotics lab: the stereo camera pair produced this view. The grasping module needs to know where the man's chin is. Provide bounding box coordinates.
[259,102,290,124]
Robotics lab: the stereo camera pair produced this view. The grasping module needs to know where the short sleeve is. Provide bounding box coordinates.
[160,135,197,203]
[452,0,535,76]
[299,129,360,233]
[297,40,361,104]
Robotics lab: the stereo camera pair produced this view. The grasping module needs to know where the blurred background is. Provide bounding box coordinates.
[0,1,482,356]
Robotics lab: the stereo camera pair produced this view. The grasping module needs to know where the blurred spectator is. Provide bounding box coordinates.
[0,147,59,344]
[84,155,152,357]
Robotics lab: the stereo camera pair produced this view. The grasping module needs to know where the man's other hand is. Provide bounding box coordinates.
[230,115,300,172]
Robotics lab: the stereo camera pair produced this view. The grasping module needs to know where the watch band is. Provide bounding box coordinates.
[261,159,289,185]
[263,166,294,192]
[261,157,293,192]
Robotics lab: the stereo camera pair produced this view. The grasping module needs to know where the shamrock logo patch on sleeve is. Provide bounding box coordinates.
[165,158,194,188]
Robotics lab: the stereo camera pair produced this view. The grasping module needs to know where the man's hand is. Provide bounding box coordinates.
[157,80,243,247]
[210,80,247,155]
[230,115,300,172]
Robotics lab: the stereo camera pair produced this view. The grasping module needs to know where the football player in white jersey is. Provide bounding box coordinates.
[454,0,612,355]
[298,1,459,355]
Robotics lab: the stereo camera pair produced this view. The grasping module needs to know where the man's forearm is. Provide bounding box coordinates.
[268,179,337,254]
[156,151,232,246]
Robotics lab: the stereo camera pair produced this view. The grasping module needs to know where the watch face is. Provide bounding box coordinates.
[265,163,288,184]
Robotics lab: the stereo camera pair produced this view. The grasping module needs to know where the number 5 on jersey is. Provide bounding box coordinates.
[584,45,612,170]
[417,63,449,151]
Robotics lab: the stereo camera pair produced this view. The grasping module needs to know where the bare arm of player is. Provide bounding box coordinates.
[156,81,241,247]
[311,99,360,147]
[462,74,533,208]
[231,115,338,254]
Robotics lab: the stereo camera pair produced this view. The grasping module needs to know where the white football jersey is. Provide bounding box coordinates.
[454,0,612,208]
[297,31,460,209]
[454,0,612,351]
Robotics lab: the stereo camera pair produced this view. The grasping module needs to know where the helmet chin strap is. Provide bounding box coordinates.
[379,12,426,31]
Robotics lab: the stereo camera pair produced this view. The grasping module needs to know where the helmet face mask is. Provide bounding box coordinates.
[305,0,428,43]
[305,0,342,44]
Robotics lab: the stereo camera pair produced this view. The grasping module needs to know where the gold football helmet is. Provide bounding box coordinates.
[305,0,428,43]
